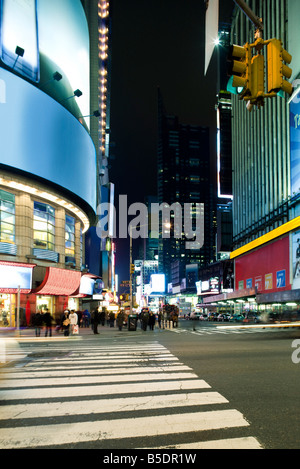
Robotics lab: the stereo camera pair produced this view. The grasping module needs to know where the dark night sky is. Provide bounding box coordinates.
[109,0,234,287]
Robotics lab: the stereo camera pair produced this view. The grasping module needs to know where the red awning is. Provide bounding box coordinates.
[33,267,81,296]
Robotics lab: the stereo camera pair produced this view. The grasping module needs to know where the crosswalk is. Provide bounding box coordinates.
[170,324,299,336]
[0,341,263,449]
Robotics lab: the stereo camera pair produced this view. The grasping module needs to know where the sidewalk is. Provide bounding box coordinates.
[0,323,174,341]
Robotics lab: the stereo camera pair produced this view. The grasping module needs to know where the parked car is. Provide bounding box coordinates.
[229,313,244,322]
[208,312,218,321]
[217,313,230,322]
[200,314,208,321]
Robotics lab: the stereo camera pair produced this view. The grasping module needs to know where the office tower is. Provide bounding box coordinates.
[157,90,215,285]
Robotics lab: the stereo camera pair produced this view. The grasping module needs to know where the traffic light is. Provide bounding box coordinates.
[250,53,265,104]
[267,39,292,96]
[130,263,135,275]
[227,43,252,97]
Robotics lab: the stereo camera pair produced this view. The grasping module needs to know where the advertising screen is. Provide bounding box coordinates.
[290,89,300,195]
[0,0,39,82]
[0,264,33,291]
[150,274,165,293]
[37,0,90,126]
[235,236,290,294]
[0,68,97,212]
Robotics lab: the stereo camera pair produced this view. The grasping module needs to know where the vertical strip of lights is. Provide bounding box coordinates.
[98,1,109,161]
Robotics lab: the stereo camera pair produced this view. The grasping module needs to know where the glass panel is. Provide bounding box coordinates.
[33,201,55,250]
[0,190,15,244]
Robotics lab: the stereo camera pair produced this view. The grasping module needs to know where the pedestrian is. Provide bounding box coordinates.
[157,310,162,328]
[91,307,100,334]
[82,309,90,327]
[69,309,78,335]
[99,308,106,326]
[43,308,52,337]
[172,309,178,328]
[117,310,125,331]
[76,310,82,328]
[148,311,155,330]
[109,311,115,327]
[33,310,43,337]
[61,309,70,336]
[141,308,149,331]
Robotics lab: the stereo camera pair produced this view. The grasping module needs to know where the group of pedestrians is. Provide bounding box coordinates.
[138,307,179,331]
[90,307,125,333]
[32,308,53,337]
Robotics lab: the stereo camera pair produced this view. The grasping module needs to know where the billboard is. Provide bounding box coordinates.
[0,263,33,293]
[0,0,90,126]
[150,274,165,293]
[290,88,300,195]
[234,236,290,294]
[0,0,39,82]
[0,68,96,212]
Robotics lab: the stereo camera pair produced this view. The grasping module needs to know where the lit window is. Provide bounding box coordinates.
[65,214,75,257]
[33,202,55,250]
[0,190,15,243]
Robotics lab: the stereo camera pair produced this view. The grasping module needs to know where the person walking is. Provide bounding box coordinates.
[141,308,149,331]
[69,309,78,335]
[116,310,125,331]
[157,310,162,329]
[109,311,115,327]
[43,308,52,337]
[61,309,70,336]
[148,311,155,330]
[33,310,43,337]
[92,307,100,334]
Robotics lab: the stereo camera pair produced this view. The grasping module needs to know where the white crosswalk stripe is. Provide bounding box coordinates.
[170,325,296,336]
[0,342,263,449]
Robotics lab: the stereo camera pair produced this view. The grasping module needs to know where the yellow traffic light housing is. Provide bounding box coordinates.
[130,263,135,275]
[228,43,252,96]
[248,53,265,107]
[267,38,292,95]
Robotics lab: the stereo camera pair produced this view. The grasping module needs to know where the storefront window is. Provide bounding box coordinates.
[65,214,75,256]
[0,190,15,243]
[33,201,55,250]
[0,293,15,327]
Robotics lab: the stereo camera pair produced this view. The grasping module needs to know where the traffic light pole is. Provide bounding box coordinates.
[129,225,133,315]
[233,0,263,35]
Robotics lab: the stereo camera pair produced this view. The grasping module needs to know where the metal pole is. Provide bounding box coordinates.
[233,0,263,31]
[16,286,20,336]
[129,226,133,315]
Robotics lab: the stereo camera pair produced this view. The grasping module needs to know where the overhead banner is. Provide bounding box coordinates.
[204,0,219,75]
[290,88,300,196]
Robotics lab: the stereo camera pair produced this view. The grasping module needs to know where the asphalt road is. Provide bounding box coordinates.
[0,320,299,450]
[160,320,300,449]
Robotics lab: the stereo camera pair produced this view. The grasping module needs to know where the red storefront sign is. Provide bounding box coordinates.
[235,236,290,294]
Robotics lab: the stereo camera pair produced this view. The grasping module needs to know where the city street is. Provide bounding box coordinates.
[0,320,299,450]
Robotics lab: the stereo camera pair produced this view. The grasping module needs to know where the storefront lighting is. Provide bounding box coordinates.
[230,216,300,259]
[0,177,90,233]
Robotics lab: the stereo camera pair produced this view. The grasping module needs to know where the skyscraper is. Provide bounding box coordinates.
[157,90,215,286]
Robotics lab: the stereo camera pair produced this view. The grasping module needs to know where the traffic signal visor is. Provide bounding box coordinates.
[267,39,292,95]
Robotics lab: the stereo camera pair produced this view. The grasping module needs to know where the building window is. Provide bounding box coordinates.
[65,214,75,257]
[0,190,15,243]
[33,202,55,250]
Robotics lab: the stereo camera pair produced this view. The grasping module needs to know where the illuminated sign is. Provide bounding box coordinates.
[150,274,165,293]
[0,69,97,212]
[0,0,39,82]
[0,262,34,293]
